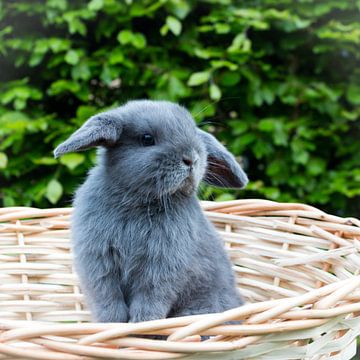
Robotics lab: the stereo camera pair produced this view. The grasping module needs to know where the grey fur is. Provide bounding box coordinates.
[54,100,248,323]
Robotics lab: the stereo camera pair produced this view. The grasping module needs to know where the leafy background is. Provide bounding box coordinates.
[0,0,359,218]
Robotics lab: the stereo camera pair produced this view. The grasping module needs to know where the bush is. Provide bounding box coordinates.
[0,0,359,215]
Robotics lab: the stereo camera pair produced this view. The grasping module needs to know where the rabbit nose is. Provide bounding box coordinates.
[182,156,193,167]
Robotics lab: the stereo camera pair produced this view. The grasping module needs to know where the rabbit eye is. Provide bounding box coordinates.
[141,133,155,146]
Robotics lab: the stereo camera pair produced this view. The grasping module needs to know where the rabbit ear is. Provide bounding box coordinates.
[198,129,248,189]
[54,112,122,158]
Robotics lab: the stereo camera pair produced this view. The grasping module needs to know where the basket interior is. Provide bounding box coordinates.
[1,199,360,323]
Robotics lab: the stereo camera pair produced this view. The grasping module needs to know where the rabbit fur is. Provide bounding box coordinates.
[54,100,248,323]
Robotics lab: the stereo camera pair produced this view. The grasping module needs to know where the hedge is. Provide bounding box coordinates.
[0,0,359,216]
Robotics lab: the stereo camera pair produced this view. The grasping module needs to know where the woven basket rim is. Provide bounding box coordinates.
[0,199,360,360]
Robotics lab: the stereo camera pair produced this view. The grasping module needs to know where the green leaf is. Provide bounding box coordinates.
[291,139,311,164]
[262,187,280,200]
[253,140,273,159]
[14,98,26,110]
[232,133,256,152]
[211,60,238,71]
[215,23,230,34]
[118,30,132,44]
[167,0,191,19]
[49,38,70,53]
[228,33,251,53]
[209,83,221,100]
[3,195,15,207]
[160,24,169,36]
[132,33,146,49]
[72,62,91,81]
[59,153,85,170]
[229,121,249,135]
[46,179,63,204]
[48,80,80,95]
[221,72,241,86]
[168,75,189,98]
[347,84,360,105]
[292,149,309,164]
[166,16,182,36]
[187,71,210,86]
[0,152,8,168]
[190,101,215,121]
[215,193,235,201]
[117,30,146,49]
[47,0,67,10]
[258,119,276,132]
[307,158,326,176]
[267,159,283,176]
[88,0,103,11]
[76,105,97,120]
[65,50,80,65]
[29,53,45,67]
[109,49,124,64]
[32,157,57,165]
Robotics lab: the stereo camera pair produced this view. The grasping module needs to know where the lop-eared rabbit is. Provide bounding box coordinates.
[54,100,248,323]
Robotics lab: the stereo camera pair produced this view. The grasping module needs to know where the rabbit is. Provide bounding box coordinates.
[54,100,248,323]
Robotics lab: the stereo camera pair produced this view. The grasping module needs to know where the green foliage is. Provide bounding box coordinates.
[0,0,359,216]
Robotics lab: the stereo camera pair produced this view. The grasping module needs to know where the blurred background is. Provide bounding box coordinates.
[0,0,359,217]
[0,1,360,357]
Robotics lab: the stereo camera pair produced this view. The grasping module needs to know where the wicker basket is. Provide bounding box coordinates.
[0,199,360,360]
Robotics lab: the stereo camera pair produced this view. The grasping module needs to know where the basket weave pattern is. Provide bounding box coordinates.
[0,199,360,359]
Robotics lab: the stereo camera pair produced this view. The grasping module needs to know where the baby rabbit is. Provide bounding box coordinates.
[54,100,248,323]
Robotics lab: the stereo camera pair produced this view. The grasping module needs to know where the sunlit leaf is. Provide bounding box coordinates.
[65,50,80,65]
[0,152,8,168]
[187,71,210,86]
[209,83,221,100]
[59,153,85,170]
[88,0,103,11]
[46,179,63,204]
[166,16,182,36]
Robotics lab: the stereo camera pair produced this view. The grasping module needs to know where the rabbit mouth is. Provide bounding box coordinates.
[178,175,197,196]
[156,167,199,198]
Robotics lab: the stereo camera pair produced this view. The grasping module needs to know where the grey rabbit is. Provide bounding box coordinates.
[54,100,248,323]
